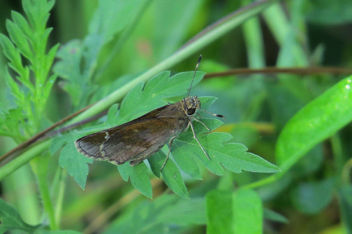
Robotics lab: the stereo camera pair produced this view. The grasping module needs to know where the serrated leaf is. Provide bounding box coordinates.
[105,103,119,126]
[71,71,277,196]
[11,11,33,40]
[6,19,32,60]
[22,0,52,33]
[0,34,23,73]
[4,68,25,105]
[54,0,145,107]
[118,163,152,198]
[0,198,39,233]
[51,134,93,189]
[117,71,204,124]
[44,43,60,75]
[276,76,352,172]
[53,40,85,106]
[43,74,57,101]
[174,119,280,176]
[0,107,24,140]
[148,151,189,198]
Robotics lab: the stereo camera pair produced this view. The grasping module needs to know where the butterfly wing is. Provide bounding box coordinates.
[75,103,190,165]
[100,118,179,165]
[75,117,182,165]
[75,106,169,160]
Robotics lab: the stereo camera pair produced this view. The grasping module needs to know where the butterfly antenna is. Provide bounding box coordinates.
[198,109,225,119]
[188,54,202,97]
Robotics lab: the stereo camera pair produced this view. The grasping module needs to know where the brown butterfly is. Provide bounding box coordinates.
[75,55,223,171]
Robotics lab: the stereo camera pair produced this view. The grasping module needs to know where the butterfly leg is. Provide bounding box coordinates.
[160,136,176,172]
[192,117,210,131]
[189,121,211,160]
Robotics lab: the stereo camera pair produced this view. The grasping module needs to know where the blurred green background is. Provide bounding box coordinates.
[1,0,352,233]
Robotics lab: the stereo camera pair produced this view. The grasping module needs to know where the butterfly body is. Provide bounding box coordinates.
[75,96,201,166]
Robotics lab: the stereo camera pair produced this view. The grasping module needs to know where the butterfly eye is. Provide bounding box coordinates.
[187,108,196,115]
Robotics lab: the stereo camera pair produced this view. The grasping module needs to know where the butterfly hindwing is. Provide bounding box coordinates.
[100,118,178,165]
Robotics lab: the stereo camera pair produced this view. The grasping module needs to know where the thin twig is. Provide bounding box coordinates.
[204,67,352,78]
[0,103,95,164]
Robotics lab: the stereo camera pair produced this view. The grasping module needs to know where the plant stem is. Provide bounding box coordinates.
[54,169,67,226]
[32,155,58,230]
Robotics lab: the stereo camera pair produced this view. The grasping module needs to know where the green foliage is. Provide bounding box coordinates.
[51,71,279,197]
[0,198,39,233]
[1,0,352,233]
[0,198,81,233]
[206,189,262,234]
[306,0,352,24]
[53,0,144,108]
[290,178,335,214]
[276,76,352,172]
[338,185,352,232]
[103,194,206,234]
[0,0,59,139]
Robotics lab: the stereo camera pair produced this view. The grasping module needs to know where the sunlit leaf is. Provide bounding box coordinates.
[277,76,352,172]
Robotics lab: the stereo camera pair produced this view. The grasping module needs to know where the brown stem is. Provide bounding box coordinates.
[0,103,95,164]
[204,67,352,78]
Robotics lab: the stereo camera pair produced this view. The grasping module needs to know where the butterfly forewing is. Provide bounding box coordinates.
[100,118,181,165]
[75,102,190,165]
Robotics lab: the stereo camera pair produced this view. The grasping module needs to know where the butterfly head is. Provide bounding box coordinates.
[182,96,201,116]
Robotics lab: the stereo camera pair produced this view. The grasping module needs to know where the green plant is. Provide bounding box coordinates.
[1,0,352,233]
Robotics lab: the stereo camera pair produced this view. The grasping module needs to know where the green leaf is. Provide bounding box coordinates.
[4,68,25,105]
[53,40,86,106]
[116,71,204,124]
[306,0,352,25]
[43,74,58,102]
[0,107,25,140]
[22,0,53,33]
[337,185,352,232]
[54,0,144,107]
[6,19,32,61]
[50,134,93,189]
[174,118,279,176]
[153,0,203,59]
[0,198,39,233]
[156,197,206,225]
[206,189,263,234]
[68,71,277,196]
[263,208,288,224]
[117,163,152,198]
[0,33,24,75]
[11,11,33,40]
[44,43,60,76]
[233,189,262,234]
[148,151,189,198]
[89,0,144,44]
[206,190,235,234]
[276,76,352,172]
[103,194,206,234]
[291,178,335,214]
